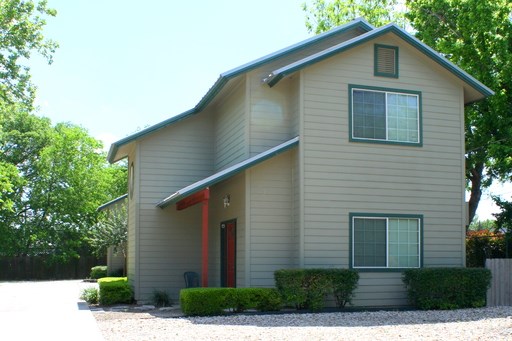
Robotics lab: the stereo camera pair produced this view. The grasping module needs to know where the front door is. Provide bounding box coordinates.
[220,220,236,287]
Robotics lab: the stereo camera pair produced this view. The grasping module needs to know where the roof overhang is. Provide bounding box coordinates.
[156,136,299,208]
[107,18,373,164]
[263,23,494,104]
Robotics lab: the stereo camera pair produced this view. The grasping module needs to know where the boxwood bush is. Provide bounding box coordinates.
[274,268,359,311]
[180,287,281,316]
[90,265,108,279]
[98,277,133,305]
[402,268,492,310]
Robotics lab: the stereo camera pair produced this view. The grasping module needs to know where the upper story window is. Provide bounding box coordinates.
[375,44,399,78]
[349,85,422,145]
[350,213,422,269]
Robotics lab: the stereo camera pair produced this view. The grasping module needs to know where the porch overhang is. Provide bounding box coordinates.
[156,136,299,209]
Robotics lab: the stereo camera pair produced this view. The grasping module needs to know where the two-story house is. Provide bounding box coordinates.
[106,18,493,306]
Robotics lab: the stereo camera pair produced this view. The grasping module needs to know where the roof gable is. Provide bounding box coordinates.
[107,18,373,163]
[263,23,494,102]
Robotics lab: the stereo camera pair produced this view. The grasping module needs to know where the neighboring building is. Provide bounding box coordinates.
[105,18,493,306]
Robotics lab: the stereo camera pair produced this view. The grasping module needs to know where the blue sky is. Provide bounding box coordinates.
[27,0,508,220]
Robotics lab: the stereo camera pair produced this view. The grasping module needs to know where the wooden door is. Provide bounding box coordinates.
[220,220,236,287]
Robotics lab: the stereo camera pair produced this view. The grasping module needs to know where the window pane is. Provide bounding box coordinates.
[353,90,386,140]
[386,93,419,143]
[388,218,420,268]
[353,218,386,267]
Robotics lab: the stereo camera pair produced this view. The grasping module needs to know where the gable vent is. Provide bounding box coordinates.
[375,45,398,78]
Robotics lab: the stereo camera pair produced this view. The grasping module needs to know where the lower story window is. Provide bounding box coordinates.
[351,214,422,269]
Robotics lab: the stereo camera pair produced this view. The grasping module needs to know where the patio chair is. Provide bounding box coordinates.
[184,271,200,288]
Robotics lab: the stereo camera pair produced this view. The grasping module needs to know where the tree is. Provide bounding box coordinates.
[303,0,406,34]
[0,106,127,260]
[302,0,512,225]
[88,204,128,262]
[0,0,58,107]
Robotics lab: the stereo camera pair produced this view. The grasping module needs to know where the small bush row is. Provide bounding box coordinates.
[403,268,492,310]
[180,287,281,316]
[275,268,359,311]
[89,265,124,279]
[97,277,133,305]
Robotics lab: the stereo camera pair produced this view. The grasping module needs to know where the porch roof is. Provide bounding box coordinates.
[97,193,128,212]
[156,136,299,208]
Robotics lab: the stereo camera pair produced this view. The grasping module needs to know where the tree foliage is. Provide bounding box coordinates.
[0,0,58,107]
[88,203,128,259]
[0,106,127,260]
[303,0,406,33]
[303,0,512,225]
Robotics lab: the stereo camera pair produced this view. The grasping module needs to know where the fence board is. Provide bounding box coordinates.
[0,254,106,281]
[486,258,512,306]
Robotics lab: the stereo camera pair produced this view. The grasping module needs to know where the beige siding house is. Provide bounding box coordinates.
[106,18,493,306]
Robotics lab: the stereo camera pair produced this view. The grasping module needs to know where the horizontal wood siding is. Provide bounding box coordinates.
[249,150,297,287]
[248,72,296,155]
[302,33,465,306]
[138,113,214,209]
[214,79,246,171]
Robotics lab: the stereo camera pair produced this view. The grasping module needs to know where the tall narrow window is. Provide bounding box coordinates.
[375,44,398,78]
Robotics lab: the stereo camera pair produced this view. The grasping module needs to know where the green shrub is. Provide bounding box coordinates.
[98,277,133,305]
[90,265,108,279]
[275,268,359,311]
[329,269,360,307]
[108,268,124,277]
[80,287,99,304]
[403,268,492,310]
[180,287,282,316]
[152,289,172,307]
[180,288,231,316]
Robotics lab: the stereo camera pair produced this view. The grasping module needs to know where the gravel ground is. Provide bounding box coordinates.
[93,306,512,340]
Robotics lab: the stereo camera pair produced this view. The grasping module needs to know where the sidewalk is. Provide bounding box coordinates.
[0,280,103,341]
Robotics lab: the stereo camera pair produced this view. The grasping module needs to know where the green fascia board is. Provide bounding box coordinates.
[264,24,494,99]
[97,193,128,212]
[156,136,299,208]
[107,18,374,163]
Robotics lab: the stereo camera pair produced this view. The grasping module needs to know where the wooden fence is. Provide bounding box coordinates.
[0,254,106,281]
[486,258,512,306]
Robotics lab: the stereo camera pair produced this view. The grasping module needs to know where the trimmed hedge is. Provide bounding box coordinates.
[98,277,133,305]
[402,268,492,310]
[180,287,281,316]
[274,268,359,311]
[90,265,108,279]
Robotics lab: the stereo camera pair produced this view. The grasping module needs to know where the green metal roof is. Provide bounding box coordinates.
[97,193,128,212]
[107,18,373,163]
[264,23,494,100]
[156,136,299,208]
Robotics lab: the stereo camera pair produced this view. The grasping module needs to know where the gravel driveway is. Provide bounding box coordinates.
[93,306,512,340]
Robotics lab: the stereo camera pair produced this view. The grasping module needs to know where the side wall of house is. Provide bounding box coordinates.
[214,78,247,171]
[247,149,298,287]
[301,33,466,306]
[134,113,214,302]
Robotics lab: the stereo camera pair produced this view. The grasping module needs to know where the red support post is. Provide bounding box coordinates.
[201,190,209,287]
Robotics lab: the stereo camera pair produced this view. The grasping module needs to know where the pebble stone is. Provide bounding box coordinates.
[93,306,512,341]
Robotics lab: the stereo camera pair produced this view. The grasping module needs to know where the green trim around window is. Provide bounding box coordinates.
[348,84,423,147]
[374,44,399,78]
[348,212,424,272]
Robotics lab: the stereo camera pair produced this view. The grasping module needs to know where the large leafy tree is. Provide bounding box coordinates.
[0,0,58,107]
[0,106,127,260]
[303,0,512,225]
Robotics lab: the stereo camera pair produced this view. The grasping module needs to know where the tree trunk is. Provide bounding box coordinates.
[468,163,484,229]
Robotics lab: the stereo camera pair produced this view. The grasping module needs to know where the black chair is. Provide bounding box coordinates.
[184,271,200,288]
